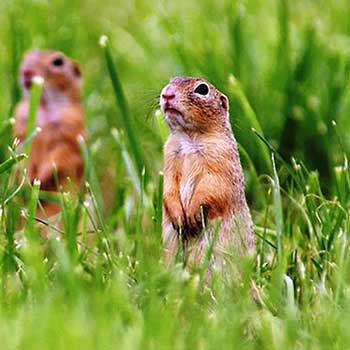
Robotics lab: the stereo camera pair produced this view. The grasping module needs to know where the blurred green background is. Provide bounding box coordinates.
[0,0,349,349]
[1,0,349,199]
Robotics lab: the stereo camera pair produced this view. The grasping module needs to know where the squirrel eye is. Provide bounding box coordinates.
[194,83,209,95]
[52,57,64,67]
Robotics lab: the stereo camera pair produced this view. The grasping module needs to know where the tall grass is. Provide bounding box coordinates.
[0,0,349,349]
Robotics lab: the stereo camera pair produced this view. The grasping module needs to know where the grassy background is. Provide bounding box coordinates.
[0,0,350,348]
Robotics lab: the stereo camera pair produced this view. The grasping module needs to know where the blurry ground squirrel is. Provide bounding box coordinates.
[160,77,255,266]
[14,50,86,218]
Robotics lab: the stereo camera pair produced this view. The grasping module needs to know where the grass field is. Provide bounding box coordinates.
[0,0,350,349]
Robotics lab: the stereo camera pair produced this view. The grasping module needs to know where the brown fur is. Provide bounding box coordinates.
[14,50,86,219]
[160,77,255,267]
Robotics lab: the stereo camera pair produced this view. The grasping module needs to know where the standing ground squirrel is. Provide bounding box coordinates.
[14,50,86,218]
[160,77,255,266]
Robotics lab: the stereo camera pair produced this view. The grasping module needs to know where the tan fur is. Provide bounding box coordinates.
[14,50,86,219]
[160,77,255,267]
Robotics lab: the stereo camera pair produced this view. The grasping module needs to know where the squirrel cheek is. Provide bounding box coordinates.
[53,76,69,91]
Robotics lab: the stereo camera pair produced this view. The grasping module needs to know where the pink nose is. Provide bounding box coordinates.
[22,69,34,80]
[161,85,176,102]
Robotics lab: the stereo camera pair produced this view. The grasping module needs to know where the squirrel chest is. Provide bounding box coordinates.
[170,134,208,209]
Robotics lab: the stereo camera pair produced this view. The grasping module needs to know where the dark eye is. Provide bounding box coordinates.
[52,57,64,67]
[194,83,209,95]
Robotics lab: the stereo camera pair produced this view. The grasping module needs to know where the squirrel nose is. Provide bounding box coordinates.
[161,85,176,101]
[22,69,34,80]
[22,69,36,89]
[162,92,175,101]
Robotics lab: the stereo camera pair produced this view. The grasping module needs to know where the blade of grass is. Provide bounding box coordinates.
[24,179,41,238]
[228,74,271,172]
[272,153,283,260]
[78,135,105,222]
[153,171,163,245]
[238,142,265,207]
[284,274,297,319]
[198,213,220,286]
[24,76,43,159]
[111,128,141,194]
[99,35,145,177]
[0,153,26,175]
[14,127,42,156]
[60,192,80,260]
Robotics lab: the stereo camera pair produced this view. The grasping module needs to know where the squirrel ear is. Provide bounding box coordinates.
[220,94,229,113]
[72,61,82,78]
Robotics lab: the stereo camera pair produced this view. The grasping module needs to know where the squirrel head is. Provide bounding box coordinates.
[19,50,82,103]
[160,77,229,134]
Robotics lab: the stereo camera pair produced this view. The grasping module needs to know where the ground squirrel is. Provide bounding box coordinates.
[160,77,255,266]
[14,50,86,218]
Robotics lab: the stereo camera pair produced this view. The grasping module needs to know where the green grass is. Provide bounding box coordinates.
[0,0,350,348]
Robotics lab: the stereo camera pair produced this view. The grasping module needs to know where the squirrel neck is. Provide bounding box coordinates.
[39,88,81,110]
[31,89,82,126]
[171,118,234,142]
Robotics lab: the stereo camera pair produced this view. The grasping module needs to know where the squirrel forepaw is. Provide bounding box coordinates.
[171,214,185,232]
[184,206,207,237]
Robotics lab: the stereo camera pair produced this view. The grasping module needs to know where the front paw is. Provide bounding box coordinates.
[164,196,186,232]
[185,205,207,237]
[171,216,186,232]
[168,208,186,232]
